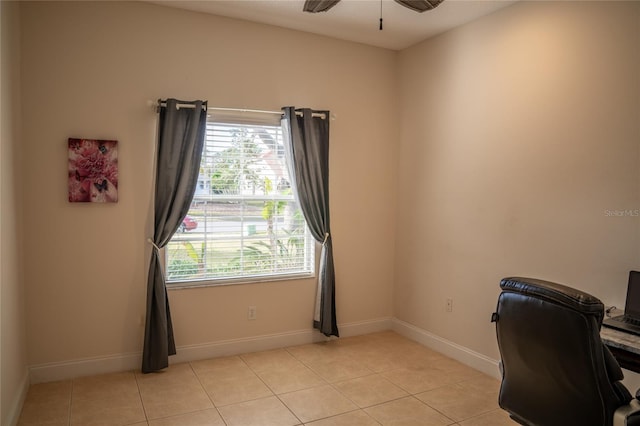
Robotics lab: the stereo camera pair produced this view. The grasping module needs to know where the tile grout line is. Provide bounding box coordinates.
[187,361,229,425]
[133,369,152,425]
[282,341,421,424]
[281,341,468,425]
[17,332,511,425]
[281,345,366,424]
[282,344,390,424]
[67,380,73,426]
[239,350,308,426]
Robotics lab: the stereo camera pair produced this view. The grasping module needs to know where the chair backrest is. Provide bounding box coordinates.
[494,277,632,426]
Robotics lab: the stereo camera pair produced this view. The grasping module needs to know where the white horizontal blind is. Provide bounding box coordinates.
[165,113,315,285]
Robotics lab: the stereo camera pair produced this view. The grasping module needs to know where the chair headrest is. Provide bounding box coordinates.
[500,276,603,315]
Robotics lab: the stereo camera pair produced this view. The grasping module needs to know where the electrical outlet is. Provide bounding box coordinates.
[248,306,257,320]
[446,298,453,313]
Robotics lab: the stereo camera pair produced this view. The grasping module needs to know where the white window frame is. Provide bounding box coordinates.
[164,109,316,288]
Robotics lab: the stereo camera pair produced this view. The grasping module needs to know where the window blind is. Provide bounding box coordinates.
[165,113,315,285]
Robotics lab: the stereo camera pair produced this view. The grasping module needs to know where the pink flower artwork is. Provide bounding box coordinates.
[68,138,118,203]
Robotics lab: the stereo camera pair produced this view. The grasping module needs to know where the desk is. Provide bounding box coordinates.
[600,307,640,373]
[602,326,640,373]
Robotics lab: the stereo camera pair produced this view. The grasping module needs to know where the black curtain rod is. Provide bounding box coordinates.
[156,99,207,113]
[154,100,332,120]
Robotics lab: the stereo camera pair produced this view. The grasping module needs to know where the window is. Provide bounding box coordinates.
[165,110,315,286]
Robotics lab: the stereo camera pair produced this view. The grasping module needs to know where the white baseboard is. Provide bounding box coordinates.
[172,316,393,364]
[29,351,143,384]
[4,369,29,426]
[338,316,394,337]
[29,317,393,384]
[392,318,501,380]
[29,317,501,385]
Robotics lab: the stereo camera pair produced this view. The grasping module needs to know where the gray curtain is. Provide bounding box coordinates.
[142,98,207,373]
[281,107,338,337]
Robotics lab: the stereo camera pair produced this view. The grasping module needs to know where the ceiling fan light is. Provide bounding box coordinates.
[303,0,341,13]
[394,0,444,13]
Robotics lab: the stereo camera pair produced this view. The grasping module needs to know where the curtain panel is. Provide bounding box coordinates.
[281,107,339,337]
[142,98,207,373]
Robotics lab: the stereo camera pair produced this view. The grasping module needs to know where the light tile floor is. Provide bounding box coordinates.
[18,331,518,425]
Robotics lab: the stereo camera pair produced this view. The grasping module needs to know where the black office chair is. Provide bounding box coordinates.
[492,277,640,426]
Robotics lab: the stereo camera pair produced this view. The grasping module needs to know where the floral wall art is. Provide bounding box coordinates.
[68,138,118,203]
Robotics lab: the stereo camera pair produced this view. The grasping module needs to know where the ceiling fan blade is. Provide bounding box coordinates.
[394,0,444,13]
[303,0,341,13]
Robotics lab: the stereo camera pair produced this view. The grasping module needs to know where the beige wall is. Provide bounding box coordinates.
[1,0,29,422]
[16,0,640,384]
[395,1,640,360]
[19,1,397,367]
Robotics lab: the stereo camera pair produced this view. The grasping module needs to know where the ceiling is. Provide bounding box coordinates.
[146,0,518,50]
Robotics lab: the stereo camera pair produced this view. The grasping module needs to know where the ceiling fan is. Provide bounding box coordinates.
[303,0,444,14]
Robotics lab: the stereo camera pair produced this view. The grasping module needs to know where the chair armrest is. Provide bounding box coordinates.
[614,399,640,426]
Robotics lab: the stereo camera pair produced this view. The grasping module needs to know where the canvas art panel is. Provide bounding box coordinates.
[68,138,118,203]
